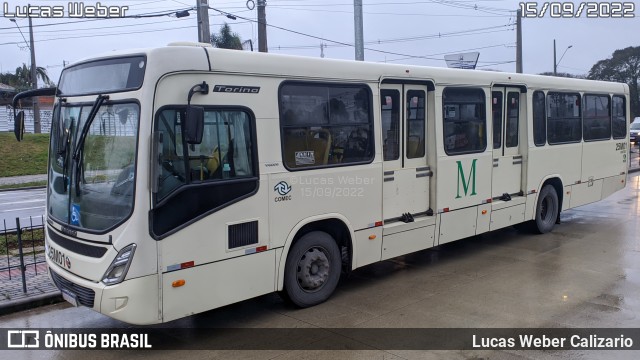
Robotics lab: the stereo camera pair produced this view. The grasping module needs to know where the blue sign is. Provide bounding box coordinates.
[70,204,81,226]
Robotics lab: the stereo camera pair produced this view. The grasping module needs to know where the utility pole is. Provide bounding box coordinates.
[257,0,268,52]
[354,0,364,61]
[553,39,557,75]
[516,9,522,73]
[320,43,325,58]
[197,0,210,43]
[28,13,40,133]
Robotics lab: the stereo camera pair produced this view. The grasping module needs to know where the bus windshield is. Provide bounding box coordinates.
[48,100,140,232]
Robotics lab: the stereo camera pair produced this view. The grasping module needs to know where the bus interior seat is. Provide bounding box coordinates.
[284,129,332,167]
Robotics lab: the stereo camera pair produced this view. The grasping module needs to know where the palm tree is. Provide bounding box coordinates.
[13,63,54,90]
[210,23,243,50]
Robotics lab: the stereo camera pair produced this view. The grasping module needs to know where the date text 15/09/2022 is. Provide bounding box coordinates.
[519,2,634,18]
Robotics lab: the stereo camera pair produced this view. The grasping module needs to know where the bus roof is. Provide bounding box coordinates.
[73,44,629,95]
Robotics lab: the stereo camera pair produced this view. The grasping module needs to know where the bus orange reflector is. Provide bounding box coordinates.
[256,246,268,252]
[181,261,194,269]
[486,199,492,203]
[481,210,487,215]
[369,235,377,240]
[172,279,186,287]
[443,208,450,212]
[375,221,383,227]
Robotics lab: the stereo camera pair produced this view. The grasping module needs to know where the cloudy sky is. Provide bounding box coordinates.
[1,0,639,85]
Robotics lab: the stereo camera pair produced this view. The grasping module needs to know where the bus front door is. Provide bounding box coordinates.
[380,84,435,260]
[490,87,526,230]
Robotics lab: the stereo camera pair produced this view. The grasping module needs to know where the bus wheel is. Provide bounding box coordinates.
[283,231,341,308]
[534,185,559,234]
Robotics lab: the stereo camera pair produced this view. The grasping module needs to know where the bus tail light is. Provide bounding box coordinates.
[102,244,137,286]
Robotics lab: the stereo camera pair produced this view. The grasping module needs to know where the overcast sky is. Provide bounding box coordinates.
[1,0,639,85]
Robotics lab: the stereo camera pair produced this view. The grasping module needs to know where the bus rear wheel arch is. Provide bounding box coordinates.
[282,231,341,308]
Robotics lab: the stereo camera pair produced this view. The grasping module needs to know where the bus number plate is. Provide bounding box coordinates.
[61,289,78,307]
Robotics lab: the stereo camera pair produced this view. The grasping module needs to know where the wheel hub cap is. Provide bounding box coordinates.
[297,248,330,291]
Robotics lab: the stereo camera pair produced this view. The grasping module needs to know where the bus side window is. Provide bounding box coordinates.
[442,87,486,155]
[533,91,546,146]
[612,95,627,139]
[279,83,374,169]
[381,90,400,161]
[154,108,255,201]
[547,92,581,144]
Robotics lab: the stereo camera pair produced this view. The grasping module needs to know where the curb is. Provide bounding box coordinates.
[0,185,47,192]
[0,291,63,317]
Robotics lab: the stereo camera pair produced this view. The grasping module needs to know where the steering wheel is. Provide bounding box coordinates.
[111,165,135,196]
[161,159,185,182]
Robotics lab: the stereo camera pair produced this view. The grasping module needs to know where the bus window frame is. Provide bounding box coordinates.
[582,93,612,142]
[277,80,376,171]
[441,86,488,156]
[546,91,582,145]
[150,105,260,239]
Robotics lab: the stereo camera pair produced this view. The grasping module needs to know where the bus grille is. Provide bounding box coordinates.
[228,221,259,249]
[50,270,95,308]
[47,227,108,258]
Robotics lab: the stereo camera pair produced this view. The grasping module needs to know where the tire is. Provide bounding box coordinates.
[282,231,341,308]
[533,184,559,234]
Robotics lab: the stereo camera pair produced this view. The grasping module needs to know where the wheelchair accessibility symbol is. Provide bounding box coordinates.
[71,204,81,226]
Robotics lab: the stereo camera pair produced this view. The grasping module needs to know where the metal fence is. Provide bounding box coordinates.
[0,106,52,133]
[1,216,46,293]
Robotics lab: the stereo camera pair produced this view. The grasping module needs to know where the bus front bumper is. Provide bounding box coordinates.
[48,264,160,325]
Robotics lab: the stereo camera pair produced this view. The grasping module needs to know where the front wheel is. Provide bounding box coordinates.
[283,231,341,308]
[533,184,559,234]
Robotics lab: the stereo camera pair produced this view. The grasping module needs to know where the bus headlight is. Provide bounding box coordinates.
[102,244,136,286]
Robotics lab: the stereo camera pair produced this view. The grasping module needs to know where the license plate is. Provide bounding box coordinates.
[61,289,78,307]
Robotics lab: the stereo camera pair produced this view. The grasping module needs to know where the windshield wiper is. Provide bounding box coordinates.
[72,94,108,195]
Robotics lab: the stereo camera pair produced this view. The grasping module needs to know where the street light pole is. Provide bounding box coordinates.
[28,14,40,133]
[553,39,557,75]
[553,39,573,76]
[10,16,40,133]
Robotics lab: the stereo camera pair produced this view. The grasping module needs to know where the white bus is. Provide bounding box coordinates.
[13,44,630,324]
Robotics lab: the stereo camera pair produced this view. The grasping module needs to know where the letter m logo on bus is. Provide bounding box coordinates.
[456,159,477,198]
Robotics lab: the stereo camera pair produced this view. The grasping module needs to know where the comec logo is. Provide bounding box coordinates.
[274,181,292,196]
[456,159,477,198]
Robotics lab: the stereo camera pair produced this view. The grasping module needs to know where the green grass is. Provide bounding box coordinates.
[0,228,44,256]
[0,180,47,190]
[0,132,50,177]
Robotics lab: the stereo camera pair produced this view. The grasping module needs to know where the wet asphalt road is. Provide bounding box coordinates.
[1,174,639,359]
[0,188,45,230]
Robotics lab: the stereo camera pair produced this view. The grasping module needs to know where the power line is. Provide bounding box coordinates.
[270,6,511,17]
[271,25,514,50]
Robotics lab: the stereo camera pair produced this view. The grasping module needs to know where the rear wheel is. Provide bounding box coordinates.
[282,231,341,308]
[533,184,559,234]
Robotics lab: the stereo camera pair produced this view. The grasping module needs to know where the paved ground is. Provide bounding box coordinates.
[0,173,638,359]
[0,174,47,186]
[0,146,640,315]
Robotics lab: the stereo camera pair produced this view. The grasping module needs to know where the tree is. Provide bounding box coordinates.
[210,23,243,50]
[538,71,586,79]
[587,46,640,120]
[0,63,53,91]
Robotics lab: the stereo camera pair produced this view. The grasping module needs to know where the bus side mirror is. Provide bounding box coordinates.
[14,110,25,142]
[185,105,204,145]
